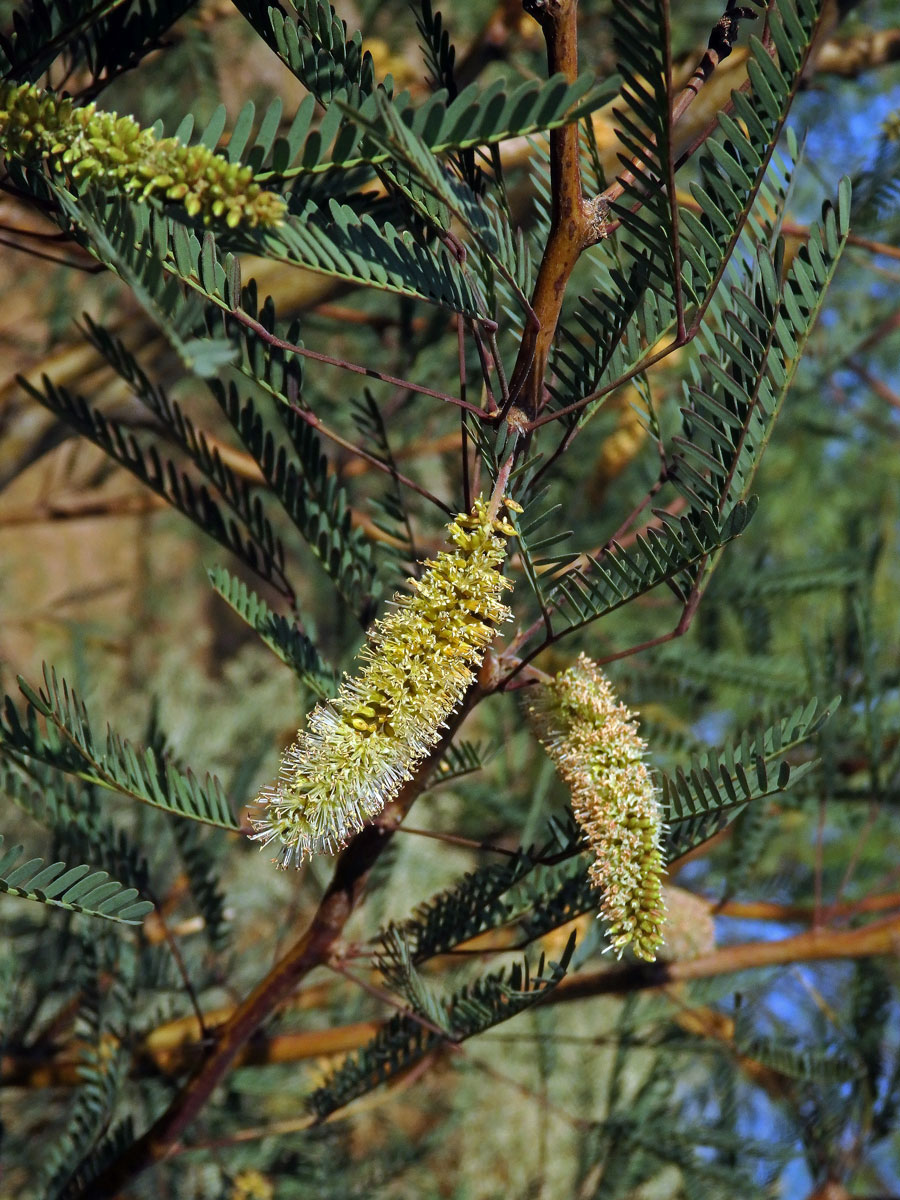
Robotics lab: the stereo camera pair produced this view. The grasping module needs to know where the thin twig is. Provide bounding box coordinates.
[145,899,208,1038]
[459,315,472,510]
[326,960,453,1042]
[526,9,824,434]
[228,306,487,417]
[505,0,587,426]
[0,231,105,270]
[472,319,499,413]
[661,0,686,341]
[389,823,520,857]
[286,403,452,515]
[83,691,487,1197]
[582,1,756,236]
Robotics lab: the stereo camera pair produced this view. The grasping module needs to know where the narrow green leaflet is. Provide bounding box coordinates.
[36,176,491,322]
[19,371,291,598]
[227,0,620,176]
[549,0,827,422]
[0,0,193,84]
[262,197,490,317]
[385,853,538,965]
[536,501,757,645]
[2,760,150,895]
[334,88,531,311]
[232,0,378,106]
[610,0,681,307]
[1,666,240,830]
[243,73,621,179]
[211,381,381,622]
[309,938,575,1119]
[663,697,839,859]
[0,833,153,924]
[671,189,850,517]
[207,565,335,697]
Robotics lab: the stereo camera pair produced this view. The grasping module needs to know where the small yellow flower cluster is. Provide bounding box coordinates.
[0,82,286,228]
[529,654,666,961]
[253,497,517,865]
[230,1169,274,1200]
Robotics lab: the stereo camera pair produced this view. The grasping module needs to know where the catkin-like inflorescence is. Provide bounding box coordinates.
[529,654,666,961]
[253,497,516,865]
[0,82,286,228]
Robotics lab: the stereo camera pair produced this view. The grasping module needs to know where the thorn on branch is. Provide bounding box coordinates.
[584,196,611,245]
[708,4,757,62]
[522,0,550,21]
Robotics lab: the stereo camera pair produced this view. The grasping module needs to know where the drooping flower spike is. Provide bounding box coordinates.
[0,81,286,229]
[253,497,518,865]
[528,654,666,962]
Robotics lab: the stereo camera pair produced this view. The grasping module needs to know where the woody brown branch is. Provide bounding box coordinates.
[82,694,484,1199]
[505,0,746,431]
[505,0,589,426]
[8,917,897,1159]
[9,893,900,1092]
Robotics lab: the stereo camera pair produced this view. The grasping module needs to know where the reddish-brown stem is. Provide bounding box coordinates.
[229,307,485,417]
[145,893,207,1036]
[594,578,704,666]
[580,1,745,239]
[501,536,706,685]
[502,488,684,660]
[472,321,499,413]
[526,12,823,435]
[9,895,900,1092]
[549,913,900,1006]
[504,0,588,425]
[83,695,484,1198]
[286,402,452,515]
[85,844,379,1196]
[458,316,472,509]
[390,823,520,857]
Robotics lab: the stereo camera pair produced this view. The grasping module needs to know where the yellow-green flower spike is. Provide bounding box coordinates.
[528,654,666,961]
[0,82,286,228]
[253,497,515,865]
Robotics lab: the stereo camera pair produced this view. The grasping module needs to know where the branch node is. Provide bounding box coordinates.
[583,196,612,247]
[708,4,757,62]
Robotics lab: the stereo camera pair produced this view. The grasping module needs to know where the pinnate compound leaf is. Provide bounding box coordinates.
[309,937,575,1118]
[0,833,153,924]
[1,666,240,830]
[663,697,839,859]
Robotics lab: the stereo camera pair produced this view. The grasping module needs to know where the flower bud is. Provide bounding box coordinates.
[0,82,285,228]
[528,654,666,961]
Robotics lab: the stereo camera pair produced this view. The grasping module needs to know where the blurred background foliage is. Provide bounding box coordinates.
[2,0,900,1197]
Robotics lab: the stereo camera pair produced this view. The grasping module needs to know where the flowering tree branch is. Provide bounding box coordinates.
[83,690,485,1197]
[84,497,520,1195]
